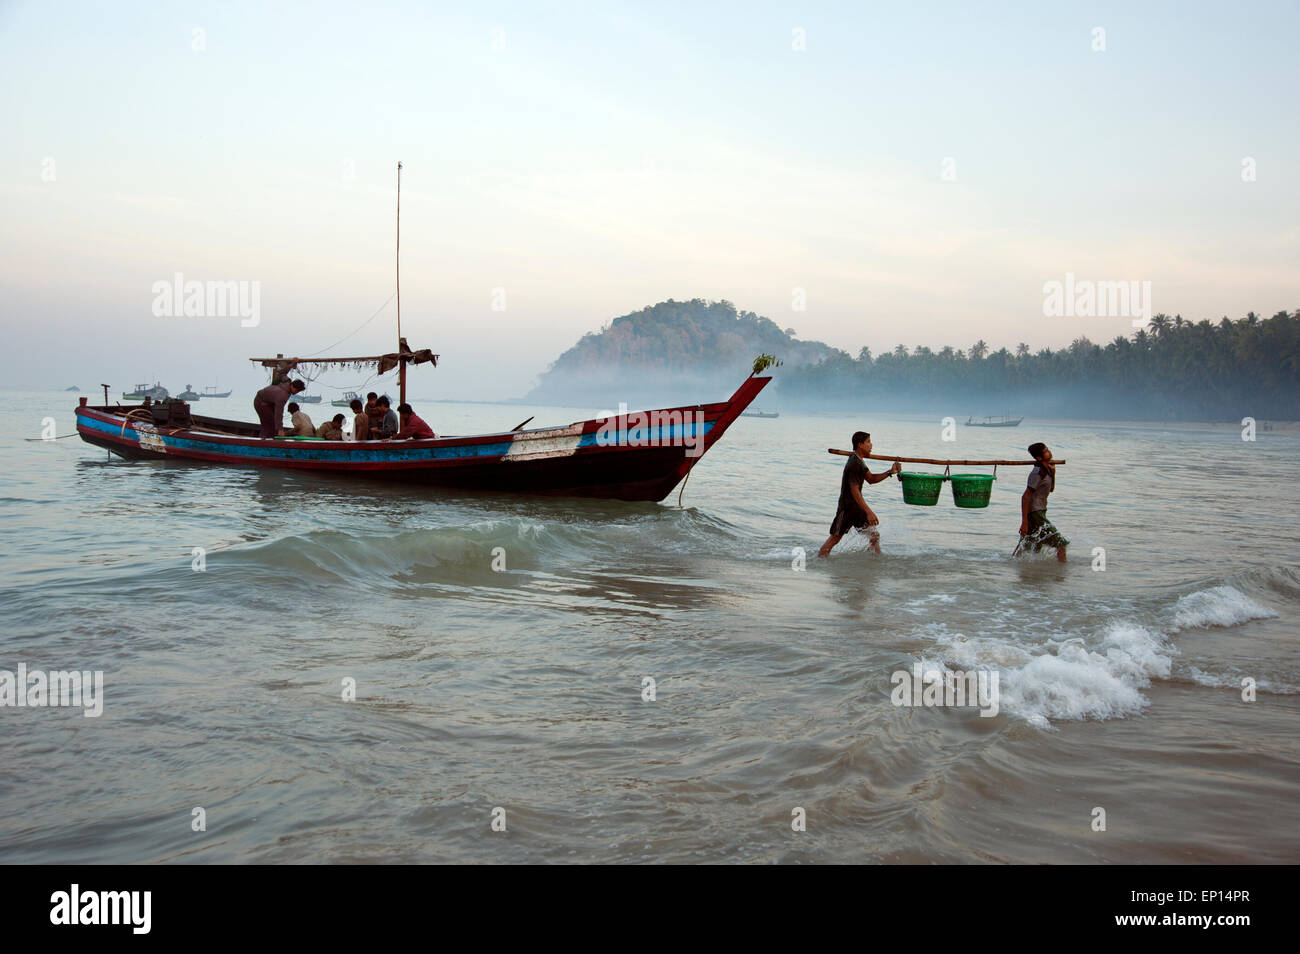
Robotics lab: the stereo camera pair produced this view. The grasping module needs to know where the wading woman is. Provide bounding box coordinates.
[1017,442,1068,562]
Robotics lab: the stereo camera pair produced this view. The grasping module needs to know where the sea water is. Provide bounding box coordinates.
[1,390,1297,862]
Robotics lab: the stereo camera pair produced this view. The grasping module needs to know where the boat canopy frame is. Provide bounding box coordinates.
[249,338,438,403]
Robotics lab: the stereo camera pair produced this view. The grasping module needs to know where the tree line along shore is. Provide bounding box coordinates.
[527,300,1298,422]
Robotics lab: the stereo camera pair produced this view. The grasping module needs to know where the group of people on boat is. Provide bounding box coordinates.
[818,431,1068,561]
[253,370,436,442]
[344,392,436,441]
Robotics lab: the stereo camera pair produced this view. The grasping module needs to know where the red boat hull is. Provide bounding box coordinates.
[75,375,771,502]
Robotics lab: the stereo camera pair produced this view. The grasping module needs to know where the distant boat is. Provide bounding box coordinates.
[177,384,202,401]
[202,385,232,398]
[742,410,779,418]
[331,390,362,408]
[298,395,323,404]
[65,386,80,392]
[966,415,1023,428]
[123,382,169,401]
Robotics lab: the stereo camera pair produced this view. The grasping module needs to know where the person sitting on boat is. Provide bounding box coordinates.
[375,396,400,438]
[366,392,386,434]
[317,413,346,441]
[350,398,370,440]
[253,378,306,438]
[1018,442,1068,562]
[288,402,315,437]
[384,403,436,440]
[818,431,900,557]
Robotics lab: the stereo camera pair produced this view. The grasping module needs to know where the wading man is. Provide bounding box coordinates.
[819,431,900,557]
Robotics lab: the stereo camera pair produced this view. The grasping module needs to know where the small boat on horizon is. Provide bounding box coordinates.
[122,382,169,401]
[297,395,323,404]
[966,415,1023,428]
[331,390,362,408]
[177,384,202,401]
[742,410,779,418]
[202,385,232,398]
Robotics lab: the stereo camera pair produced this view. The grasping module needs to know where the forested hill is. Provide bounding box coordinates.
[525,299,836,405]
[525,302,1299,420]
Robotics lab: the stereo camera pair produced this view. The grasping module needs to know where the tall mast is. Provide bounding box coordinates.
[396,160,406,405]
[396,161,402,341]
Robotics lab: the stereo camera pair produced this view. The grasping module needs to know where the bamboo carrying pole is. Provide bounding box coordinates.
[828,449,1065,466]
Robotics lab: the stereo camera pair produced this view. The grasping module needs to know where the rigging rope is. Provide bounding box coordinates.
[303,292,397,357]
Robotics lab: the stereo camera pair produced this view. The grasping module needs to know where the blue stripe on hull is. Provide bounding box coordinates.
[77,414,715,465]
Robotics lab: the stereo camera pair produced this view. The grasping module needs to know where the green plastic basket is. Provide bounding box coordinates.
[949,473,995,508]
[899,472,946,506]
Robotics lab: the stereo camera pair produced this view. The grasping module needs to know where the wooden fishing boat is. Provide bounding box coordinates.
[202,385,232,398]
[76,163,771,500]
[177,384,202,401]
[74,372,769,501]
[331,390,361,408]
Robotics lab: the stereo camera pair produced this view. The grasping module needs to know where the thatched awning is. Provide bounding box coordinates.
[251,339,438,376]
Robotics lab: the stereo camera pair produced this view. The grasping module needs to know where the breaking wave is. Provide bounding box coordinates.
[915,580,1286,729]
[1168,584,1278,631]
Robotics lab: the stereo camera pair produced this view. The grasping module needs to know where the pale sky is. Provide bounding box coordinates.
[2,1,1297,400]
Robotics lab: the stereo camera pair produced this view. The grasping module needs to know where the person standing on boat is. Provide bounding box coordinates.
[350,398,370,440]
[375,396,399,438]
[270,357,301,387]
[1018,442,1068,562]
[818,431,900,557]
[253,378,306,438]
[384,403,436,440]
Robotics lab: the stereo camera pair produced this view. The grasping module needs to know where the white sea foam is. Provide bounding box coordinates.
[901,593,958,614]
[909,585,1278,727]
[1184,665,1299,695]
[921,623,1176,729]
[1185,666,1240,688]
[1169,585,1276,632]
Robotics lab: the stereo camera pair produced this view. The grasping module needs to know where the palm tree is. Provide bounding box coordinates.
[1016,342,1030,358]
[971,339,989,360]
[1149,314,1171,337]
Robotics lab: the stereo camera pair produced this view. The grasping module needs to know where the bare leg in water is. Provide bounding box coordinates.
[819,526,881,557]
